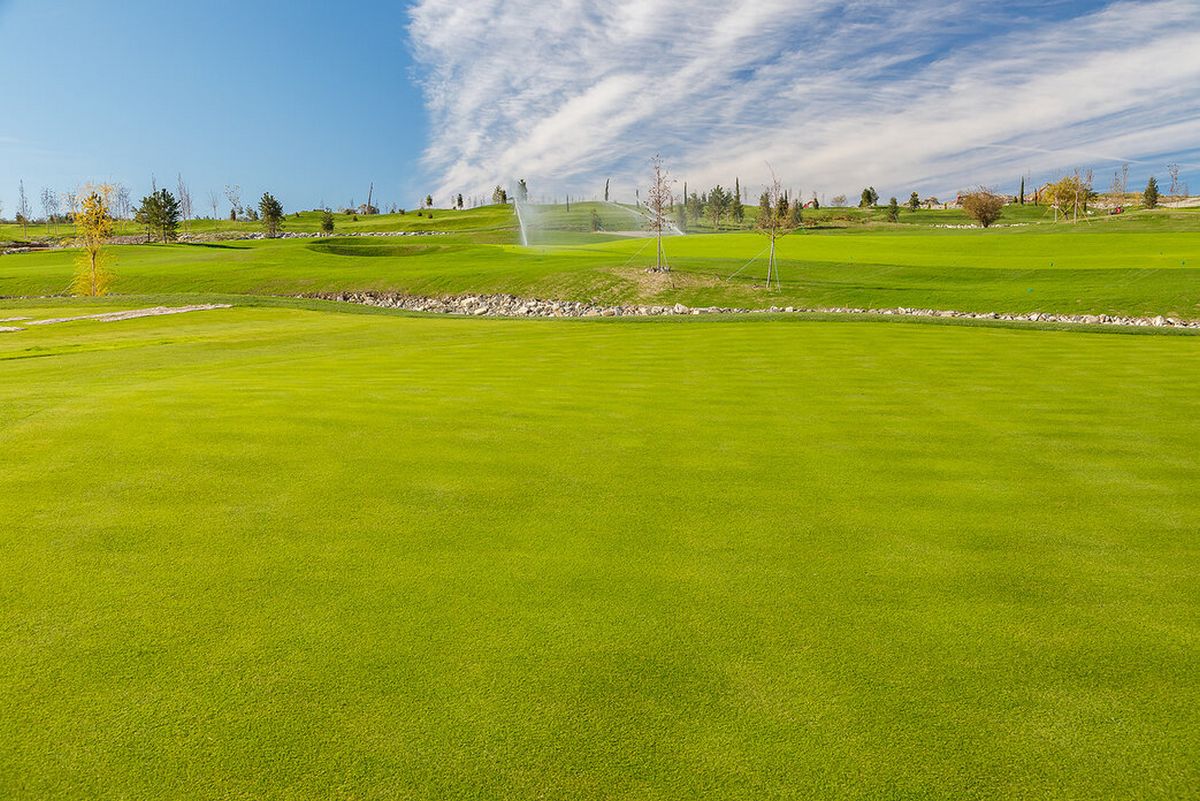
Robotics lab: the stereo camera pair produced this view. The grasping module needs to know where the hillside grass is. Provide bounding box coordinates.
[3,210,1199,318]
[0,300,1197,799]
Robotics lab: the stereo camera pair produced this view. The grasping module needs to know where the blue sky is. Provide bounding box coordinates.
[2,0,1199,217]
[0,0,427,216]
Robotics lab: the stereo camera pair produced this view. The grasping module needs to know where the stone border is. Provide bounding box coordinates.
[309,292,1200,329]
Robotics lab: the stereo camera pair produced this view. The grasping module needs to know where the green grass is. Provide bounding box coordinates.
[4,209,1199,318]
[1,299,1197,799]
[0,204,516,243]
[1,202,1199,798]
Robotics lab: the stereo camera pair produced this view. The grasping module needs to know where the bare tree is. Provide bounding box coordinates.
[63,188,80,227]
[831,194,847,207]
[207,190,220,220]
[112,184,132,220]
[755,171,800,289]
[1167,163,1181,198]
[645,154,674,273]
[17,180,30,238]
[176,174,193,231]
[1110,162,1129,199]
[40,187,60,235]
[224,184,242,220]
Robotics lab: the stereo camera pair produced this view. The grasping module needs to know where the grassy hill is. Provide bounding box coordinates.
[3,207,1199,318]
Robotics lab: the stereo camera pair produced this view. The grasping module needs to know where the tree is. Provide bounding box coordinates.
[590,208,602,232]
[831,194,847,207]
[1167,163,1181,198]
[40,187,60,235]
[731,178,745,223]
[492,185,507,204]
[908,191,920,211]
[224,184,242,221]
[1044,171,1093,222]
[259,192,283,238]
[456,193,464,209]
[886,197,901,222]
[959,189,1005,227]
[706,184,729,229]
[1144,176,1159,208]
[320,208,334,236]
[1019,176,1025,205]
[756,173,800,289]
[859,187,878,208]
[73,190,115,296]
[17,180,30,238]
[113,184,132,220]
[645,154,674,273]
[176,174,193,231]
[603,178,609,202]
[425,194,433,208]
[516,179,528,202]
[1109,163,1129,199]
[63,188,79,223]
[135,188,181,243]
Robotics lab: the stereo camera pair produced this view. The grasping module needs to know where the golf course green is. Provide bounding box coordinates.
[1,203,1198,799]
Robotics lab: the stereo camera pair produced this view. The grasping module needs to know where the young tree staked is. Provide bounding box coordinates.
[259,192,284,238]
[73,190,115,296]
[1144,176,1159,208]
[644,154,674,273]
[959,189,1005,228]
[756,174,800,289]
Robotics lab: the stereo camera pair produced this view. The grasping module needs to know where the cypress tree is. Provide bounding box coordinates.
[1144,176,1159,208]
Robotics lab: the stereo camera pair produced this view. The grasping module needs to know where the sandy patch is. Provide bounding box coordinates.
[0,304,232,333]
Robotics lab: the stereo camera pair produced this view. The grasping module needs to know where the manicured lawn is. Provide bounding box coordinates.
[0,300,1197,798]
[3,217,1199,318]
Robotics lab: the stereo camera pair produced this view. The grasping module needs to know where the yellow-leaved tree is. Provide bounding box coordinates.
[73,188,115,296]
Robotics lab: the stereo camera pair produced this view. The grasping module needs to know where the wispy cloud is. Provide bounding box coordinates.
[408,0,1200,201]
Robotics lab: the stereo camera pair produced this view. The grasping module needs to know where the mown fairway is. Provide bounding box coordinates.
[1,301,1198,799]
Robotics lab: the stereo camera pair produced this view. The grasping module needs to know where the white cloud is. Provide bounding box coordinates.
[408,0,1200,201]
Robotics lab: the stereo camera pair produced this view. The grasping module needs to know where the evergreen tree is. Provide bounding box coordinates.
[259,193,284,238]
[1143,176,1159,208]
[1019,176,1025,205]
[908,192,920,211]
[320,209,334,236]
[135,188,181,243]
[731,178,745,223]
[887,197,901,222]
